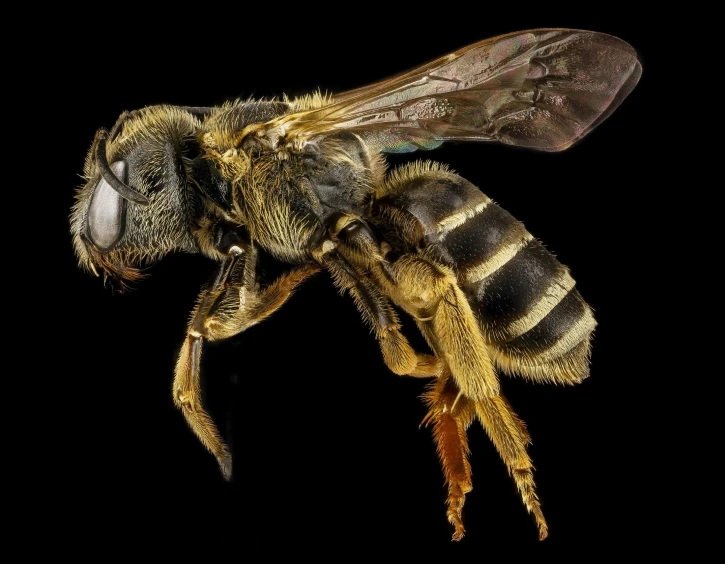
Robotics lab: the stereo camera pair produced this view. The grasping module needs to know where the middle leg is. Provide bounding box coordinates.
[318,248,441,379]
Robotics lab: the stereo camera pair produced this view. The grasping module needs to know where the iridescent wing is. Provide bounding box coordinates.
[282,29,641,153]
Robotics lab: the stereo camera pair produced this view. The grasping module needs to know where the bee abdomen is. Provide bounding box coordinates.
[375,166,595,384]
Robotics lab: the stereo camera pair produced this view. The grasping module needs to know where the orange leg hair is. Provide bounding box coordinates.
[421,371,476,540]
[371,252,548,539]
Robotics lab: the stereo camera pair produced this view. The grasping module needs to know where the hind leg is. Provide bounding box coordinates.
[369,252,547,539]
[422,371,547,540]
[370,252,500,400]
[474,395,548,539]
[421,371,476,540]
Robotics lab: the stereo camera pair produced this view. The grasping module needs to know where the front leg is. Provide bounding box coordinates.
[173,246,319,479]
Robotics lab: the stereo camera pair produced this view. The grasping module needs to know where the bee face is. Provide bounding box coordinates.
[70,106,205,285]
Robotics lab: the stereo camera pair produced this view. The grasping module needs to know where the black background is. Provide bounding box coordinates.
[43,8,661,559]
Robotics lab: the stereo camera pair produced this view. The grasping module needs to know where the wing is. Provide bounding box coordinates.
[282,29,641,153]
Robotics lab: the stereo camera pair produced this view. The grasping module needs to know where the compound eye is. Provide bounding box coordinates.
[88,160,128,251]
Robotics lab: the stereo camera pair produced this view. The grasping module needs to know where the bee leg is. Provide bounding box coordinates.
[328,225,545,537]
[174,249,319,479]
[373,254,546,537]
[375,254,500,399]
[320,250,441,378]
[173,260,238,480]
[474,394,548,540]
[421,372,475,541]
[174,331,232,478]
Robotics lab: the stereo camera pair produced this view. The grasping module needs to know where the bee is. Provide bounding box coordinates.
[70,29,641,541]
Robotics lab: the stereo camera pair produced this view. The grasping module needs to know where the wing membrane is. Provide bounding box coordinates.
[286,29,641,153]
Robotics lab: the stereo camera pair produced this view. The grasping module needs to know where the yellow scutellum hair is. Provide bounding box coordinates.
[289,90,334,112]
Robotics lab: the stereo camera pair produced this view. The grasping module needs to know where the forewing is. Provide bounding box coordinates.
[287,29,641,153]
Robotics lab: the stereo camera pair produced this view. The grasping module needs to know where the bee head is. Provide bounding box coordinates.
[71,106,210,289]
